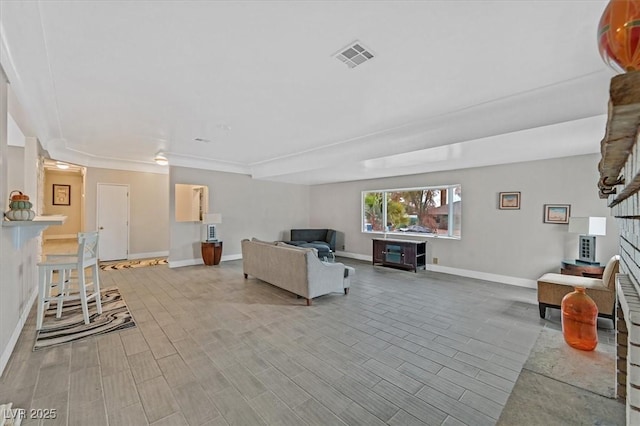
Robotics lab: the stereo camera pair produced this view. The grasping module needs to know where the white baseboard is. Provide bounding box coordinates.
[168,258,203,268]
[425,264,537,289]
[128,251,169,260]
[168,254,242,268]
[0,286,37,377]
[44,234,76,240]
[221,254,242,262]
[336,251,536,289]
[334,251,372,262]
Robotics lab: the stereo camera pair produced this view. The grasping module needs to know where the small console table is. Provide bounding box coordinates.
[561,259,605,279]
[201,240,223,266]
[372,238,427,273]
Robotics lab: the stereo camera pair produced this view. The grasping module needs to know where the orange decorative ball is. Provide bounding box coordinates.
[598,0,640,72]
[9,190,29,201]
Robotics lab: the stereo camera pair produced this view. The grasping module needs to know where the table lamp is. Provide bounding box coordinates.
[202,213,222,242]
[568,217,606,264]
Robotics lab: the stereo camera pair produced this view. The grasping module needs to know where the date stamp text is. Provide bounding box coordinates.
[3,408,58,420]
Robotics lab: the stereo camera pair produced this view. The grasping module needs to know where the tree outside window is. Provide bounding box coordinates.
[362,185,461,238]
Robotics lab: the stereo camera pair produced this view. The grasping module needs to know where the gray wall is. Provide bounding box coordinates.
[169,166,310,264]
[6,146,23,204]
[309,154,618,283]
[85,167,170,257]
[0,75,40,375]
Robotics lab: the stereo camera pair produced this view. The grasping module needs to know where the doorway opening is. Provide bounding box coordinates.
[41,160,85,256]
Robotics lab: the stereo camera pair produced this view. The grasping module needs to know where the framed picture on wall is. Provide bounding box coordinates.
[499,192,521,210]
[53,184,71,206]
[543,204,570,224]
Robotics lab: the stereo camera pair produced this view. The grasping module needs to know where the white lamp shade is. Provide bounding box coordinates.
[204,213,222,224]
[568,217,606,236]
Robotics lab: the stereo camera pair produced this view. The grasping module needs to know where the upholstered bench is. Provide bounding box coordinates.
[537,255,619,321]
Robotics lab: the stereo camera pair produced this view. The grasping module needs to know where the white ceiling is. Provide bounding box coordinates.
[0,1,615,184]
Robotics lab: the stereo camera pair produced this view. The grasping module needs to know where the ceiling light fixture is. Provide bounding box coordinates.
[154,153,169,166]
[56,161,69,170]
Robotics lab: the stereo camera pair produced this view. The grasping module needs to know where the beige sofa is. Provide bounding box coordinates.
[241,239,353,305]
[537,255,619,320]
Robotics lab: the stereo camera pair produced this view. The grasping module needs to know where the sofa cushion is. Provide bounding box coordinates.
[537,273,608,291]
[291,229,327,243]
[276,241,317,254]
[282,241,328,257]
[344,265,355,279]
[326,229,336,245]
[251,237,277,245]
[311,240,331,248]
[601,255,620,290]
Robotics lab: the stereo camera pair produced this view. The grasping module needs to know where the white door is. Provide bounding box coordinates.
[97,183,129,261]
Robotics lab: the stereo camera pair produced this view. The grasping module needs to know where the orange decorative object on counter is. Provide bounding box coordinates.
[9,190,29,201]
[5,190,35,221]
[561,287,598,351]
[598,0,640,72]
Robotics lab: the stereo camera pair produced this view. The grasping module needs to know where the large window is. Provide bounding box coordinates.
[362,185,461,238]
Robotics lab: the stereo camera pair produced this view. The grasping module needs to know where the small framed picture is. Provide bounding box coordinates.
[543,204,570,224]
[52,184,71,206]
[499,192,521,210]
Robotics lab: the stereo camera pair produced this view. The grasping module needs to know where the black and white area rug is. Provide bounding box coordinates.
[100,257,168,270]
[34,287,136,351]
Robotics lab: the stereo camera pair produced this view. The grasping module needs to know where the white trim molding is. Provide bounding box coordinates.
[168,254,242,269]
[168,258,203,268]
[128,251,169,260]
[425,264,536,289]
[221,254,242,262]
[334,251,371,262]
[0,287,37,377]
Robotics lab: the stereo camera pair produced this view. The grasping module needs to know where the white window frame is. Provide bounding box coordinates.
[361,184,461,239]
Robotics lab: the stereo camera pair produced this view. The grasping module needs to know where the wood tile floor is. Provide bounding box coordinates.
[0,257,594,425]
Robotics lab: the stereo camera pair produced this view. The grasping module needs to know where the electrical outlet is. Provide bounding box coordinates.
[433,257,438,264]
[342,245,345,250]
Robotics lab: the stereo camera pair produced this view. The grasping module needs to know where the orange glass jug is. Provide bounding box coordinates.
[561,287,598,351]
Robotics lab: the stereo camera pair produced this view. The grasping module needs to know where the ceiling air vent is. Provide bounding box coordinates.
[334,41,374,69]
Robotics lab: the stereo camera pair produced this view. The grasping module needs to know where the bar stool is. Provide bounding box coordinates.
[36,231,102,330]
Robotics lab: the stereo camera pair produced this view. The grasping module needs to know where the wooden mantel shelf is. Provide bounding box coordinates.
[2,215,66,248]
[598,71,640,202]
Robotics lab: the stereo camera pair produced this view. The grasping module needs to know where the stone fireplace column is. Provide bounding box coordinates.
[599,71,640,426]
[617,275,640,423]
